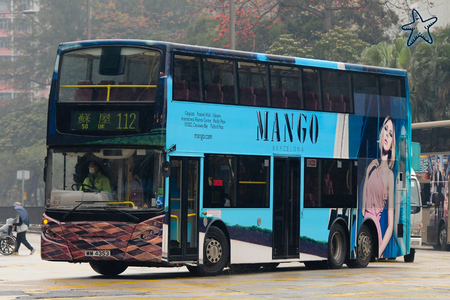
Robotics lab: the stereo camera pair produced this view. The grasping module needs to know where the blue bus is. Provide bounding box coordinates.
[42,39,412,276]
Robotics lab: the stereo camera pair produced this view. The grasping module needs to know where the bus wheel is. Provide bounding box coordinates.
[89,261,128,276]
[188,226,229,276]
[404,248,415,263]
[438,225,449,251]
[328,223,347,269]
[347,224,372,268]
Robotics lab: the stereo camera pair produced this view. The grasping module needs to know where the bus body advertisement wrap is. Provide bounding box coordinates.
[41,39,411,276]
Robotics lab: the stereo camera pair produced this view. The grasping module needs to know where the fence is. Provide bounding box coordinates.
[0,206,44,225]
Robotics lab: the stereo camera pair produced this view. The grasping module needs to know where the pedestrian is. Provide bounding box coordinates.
[9,202,35,255]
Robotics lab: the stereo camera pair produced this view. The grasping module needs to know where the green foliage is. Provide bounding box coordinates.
[279,0,398,45]
[268,28,368,63]
[0,101,47,153]
[0,100,47,205]
[409,27,450,121]
[312,27,369,63]
[0,151,18,205]
[6,0,89,93]
[184,14,223,47]
[360,37,410,69]
[92,0,197,41]
[266,34,313,58]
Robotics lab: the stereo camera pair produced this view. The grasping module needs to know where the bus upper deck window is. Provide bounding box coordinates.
[58,47,161,102]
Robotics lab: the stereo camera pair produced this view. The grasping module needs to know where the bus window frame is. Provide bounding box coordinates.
[171,52,359,114]
[57,45,164,103]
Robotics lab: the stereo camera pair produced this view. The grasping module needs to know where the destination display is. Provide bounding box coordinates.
[70,111,139,131]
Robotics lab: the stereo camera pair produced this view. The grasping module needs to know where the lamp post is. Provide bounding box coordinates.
[22,9,47,32]
[230,0,235,50]
[22,0,92,40]
[87,0,91,39]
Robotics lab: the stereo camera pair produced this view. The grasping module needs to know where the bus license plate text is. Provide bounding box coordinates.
[85,250,110,257]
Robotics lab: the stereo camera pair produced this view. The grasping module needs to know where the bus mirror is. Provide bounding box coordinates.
[99,47,125,76]
[43,156,48,183]
[161,161,171,177]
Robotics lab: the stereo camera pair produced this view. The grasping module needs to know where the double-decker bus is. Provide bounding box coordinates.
[412,120,450,250]
[42,39,412,276]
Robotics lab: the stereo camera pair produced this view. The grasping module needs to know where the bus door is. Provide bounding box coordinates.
[272,157,300,259]
[168,157,199,262]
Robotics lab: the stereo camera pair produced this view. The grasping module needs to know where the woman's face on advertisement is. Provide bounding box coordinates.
[382,120,394,152]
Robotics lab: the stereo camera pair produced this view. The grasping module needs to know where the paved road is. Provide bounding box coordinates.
[1,233,450,299]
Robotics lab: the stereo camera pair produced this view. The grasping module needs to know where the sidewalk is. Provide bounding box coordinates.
[29,224,41,233]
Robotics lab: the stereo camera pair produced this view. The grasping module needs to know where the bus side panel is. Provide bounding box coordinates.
[200,210,274,264]
[350,93,410,258]
[299,208,330,260]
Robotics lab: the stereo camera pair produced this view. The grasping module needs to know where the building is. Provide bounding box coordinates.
[397,1,449,27]
[0,0,39,103]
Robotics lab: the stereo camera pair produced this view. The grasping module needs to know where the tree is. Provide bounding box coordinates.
[197,0,434,53]
[360,37,411,69]
[91,0,199,41]
[266,34,313,58]
[196,0,284,51]
[409,27,450,121]
[267,27,368,63]
[280,0,432,42]
[184,13,224,47]
[0,100,47,205]
[2,0,90,95]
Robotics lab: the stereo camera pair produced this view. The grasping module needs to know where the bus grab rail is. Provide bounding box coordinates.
[108,201,135,207]
[60,84,157,101]
[170,213,197,242]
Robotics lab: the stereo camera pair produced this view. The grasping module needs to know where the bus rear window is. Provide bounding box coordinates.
[58,47,162,102]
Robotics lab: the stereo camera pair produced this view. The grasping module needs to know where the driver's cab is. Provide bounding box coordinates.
[46,148,165,211]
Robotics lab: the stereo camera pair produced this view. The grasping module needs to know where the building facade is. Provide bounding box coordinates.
[0,0,38,102]
[397,1,449,27]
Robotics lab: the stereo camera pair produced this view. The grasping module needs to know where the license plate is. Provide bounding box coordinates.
[85,250,110,257]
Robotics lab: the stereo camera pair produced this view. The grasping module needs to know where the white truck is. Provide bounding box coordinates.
[404,170,423,262]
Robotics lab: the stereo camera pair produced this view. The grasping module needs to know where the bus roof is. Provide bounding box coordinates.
[58,39,408,78]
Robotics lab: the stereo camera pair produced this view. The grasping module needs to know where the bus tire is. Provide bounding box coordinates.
[404,248,415,263]
[327,223,347,269]
[188,226,229,276]
[89,261,128,276]
[346,224,372,268]
[438,224,449,251]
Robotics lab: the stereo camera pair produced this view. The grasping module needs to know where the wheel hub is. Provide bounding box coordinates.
[439,227,447,245]
[205,238,222,264]
[358,232,371,258]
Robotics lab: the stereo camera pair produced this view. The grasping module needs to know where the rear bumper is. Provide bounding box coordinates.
[410,236,422,248]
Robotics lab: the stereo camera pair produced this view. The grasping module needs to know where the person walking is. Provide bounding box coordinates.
[9,202,35,255]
